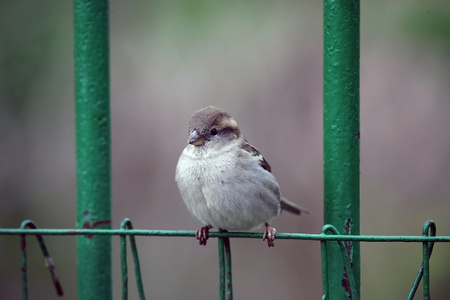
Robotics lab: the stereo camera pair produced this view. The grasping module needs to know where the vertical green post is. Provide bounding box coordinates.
[74,1,111,299]
[323,0,360,299]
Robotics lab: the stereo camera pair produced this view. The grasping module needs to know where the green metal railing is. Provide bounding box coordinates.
[323,1,360,298]
[1,219,448,299]
[1,0,449,299]
[74,1,112,299]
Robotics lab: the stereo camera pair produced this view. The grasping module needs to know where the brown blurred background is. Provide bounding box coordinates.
[1,1,450,299]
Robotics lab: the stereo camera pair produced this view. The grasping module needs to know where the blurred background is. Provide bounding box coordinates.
[1,1,450,299]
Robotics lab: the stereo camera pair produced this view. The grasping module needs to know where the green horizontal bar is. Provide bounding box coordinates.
[1,229,450,242]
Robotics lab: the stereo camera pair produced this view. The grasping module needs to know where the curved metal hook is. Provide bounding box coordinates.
[20,220,63,298]
[321,224,359,300]
[120,218,146,300]
[407,220,436,300]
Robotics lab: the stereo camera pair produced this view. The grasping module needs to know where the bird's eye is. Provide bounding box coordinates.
[210,128,218,136]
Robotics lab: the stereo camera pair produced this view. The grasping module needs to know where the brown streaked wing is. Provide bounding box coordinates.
[242,139,272,173]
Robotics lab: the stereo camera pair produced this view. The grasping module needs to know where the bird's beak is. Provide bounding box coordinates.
[188,130,206,146]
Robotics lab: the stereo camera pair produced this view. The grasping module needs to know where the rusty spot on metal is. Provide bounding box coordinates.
[342,217,354,298]
[342,275,353,299]
[92,220,111,228]
[20,237,26,251]
[36,234,44,243]
[82,221,93,238]
[54,274,64,296]
[82,220,111,238]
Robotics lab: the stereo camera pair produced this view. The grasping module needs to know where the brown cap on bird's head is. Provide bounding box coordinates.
[187,106,240,146]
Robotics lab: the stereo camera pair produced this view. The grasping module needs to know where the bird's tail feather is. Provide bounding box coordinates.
[280,197,310,215]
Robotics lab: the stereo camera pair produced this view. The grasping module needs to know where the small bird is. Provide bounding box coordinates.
[175,106,308,247]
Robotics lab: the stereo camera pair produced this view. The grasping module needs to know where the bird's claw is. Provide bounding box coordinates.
[196,225,212,246]
[262,223,276,247]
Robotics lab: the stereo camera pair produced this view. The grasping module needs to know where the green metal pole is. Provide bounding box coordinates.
[323,1,360,299]
[74,1,111,299]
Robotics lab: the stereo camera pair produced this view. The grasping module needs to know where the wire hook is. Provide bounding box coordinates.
[120,218,146,300]
[20,220,63,298]
[320,224,359,300]
[407,220,436,300]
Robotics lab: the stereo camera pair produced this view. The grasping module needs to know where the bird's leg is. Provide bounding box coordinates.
[196,225,212,246]
[262,223,276,247]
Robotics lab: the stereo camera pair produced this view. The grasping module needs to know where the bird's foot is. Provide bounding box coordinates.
[262,223,276,247]
[196,225,212,246]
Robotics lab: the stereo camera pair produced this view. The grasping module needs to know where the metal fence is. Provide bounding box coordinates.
[0,1,449,300]
[0,218,447,299]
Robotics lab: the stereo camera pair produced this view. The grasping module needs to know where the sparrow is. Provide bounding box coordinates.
[175,106,308,247]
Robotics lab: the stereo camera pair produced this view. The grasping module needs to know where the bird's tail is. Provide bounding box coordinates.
[280,196,310,216]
